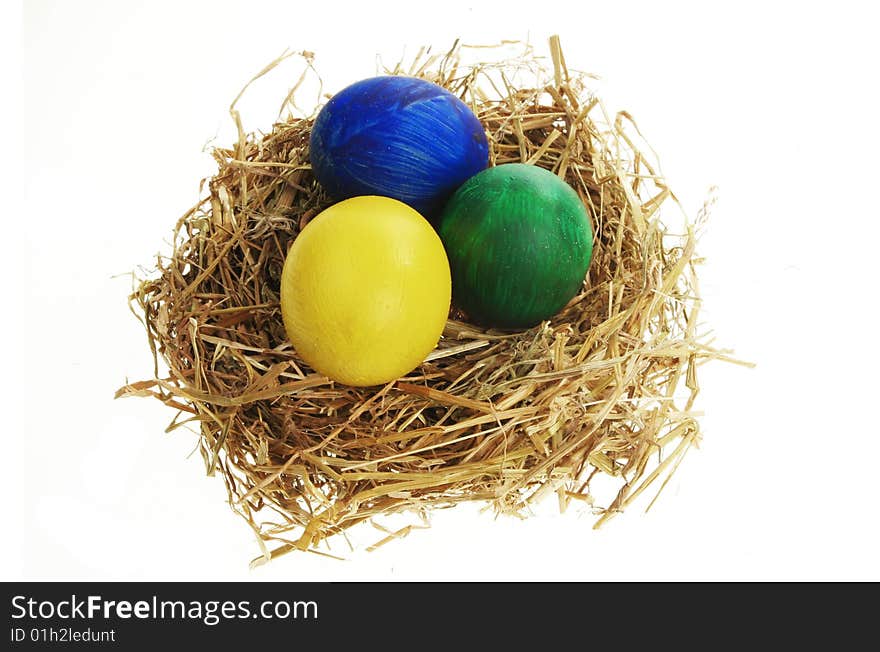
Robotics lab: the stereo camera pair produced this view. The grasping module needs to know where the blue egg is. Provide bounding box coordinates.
[309,76,489,219]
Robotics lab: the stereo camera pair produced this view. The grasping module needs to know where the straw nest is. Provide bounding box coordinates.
[118,37,732,565]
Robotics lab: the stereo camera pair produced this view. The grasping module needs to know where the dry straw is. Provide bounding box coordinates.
[118,37,743,565]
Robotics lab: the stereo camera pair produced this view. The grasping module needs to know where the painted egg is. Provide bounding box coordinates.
[309,76,489,218]
[280,196,451,387]
[437,163,593,329]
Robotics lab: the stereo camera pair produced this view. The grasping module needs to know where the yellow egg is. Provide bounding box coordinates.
[280,196,451,387]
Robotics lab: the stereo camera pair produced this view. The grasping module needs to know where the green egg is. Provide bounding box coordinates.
[437,163,593,329]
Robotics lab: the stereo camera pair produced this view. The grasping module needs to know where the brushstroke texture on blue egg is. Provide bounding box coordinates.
[309,76,489,218]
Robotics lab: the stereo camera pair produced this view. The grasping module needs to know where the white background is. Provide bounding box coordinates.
[4,0,879,581]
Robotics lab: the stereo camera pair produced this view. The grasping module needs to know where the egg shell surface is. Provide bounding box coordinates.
[280,196,451,387]
[309,76,489,218]
[438,163,594,329]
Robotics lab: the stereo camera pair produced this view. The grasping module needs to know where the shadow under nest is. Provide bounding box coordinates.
[119,39,721,565]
